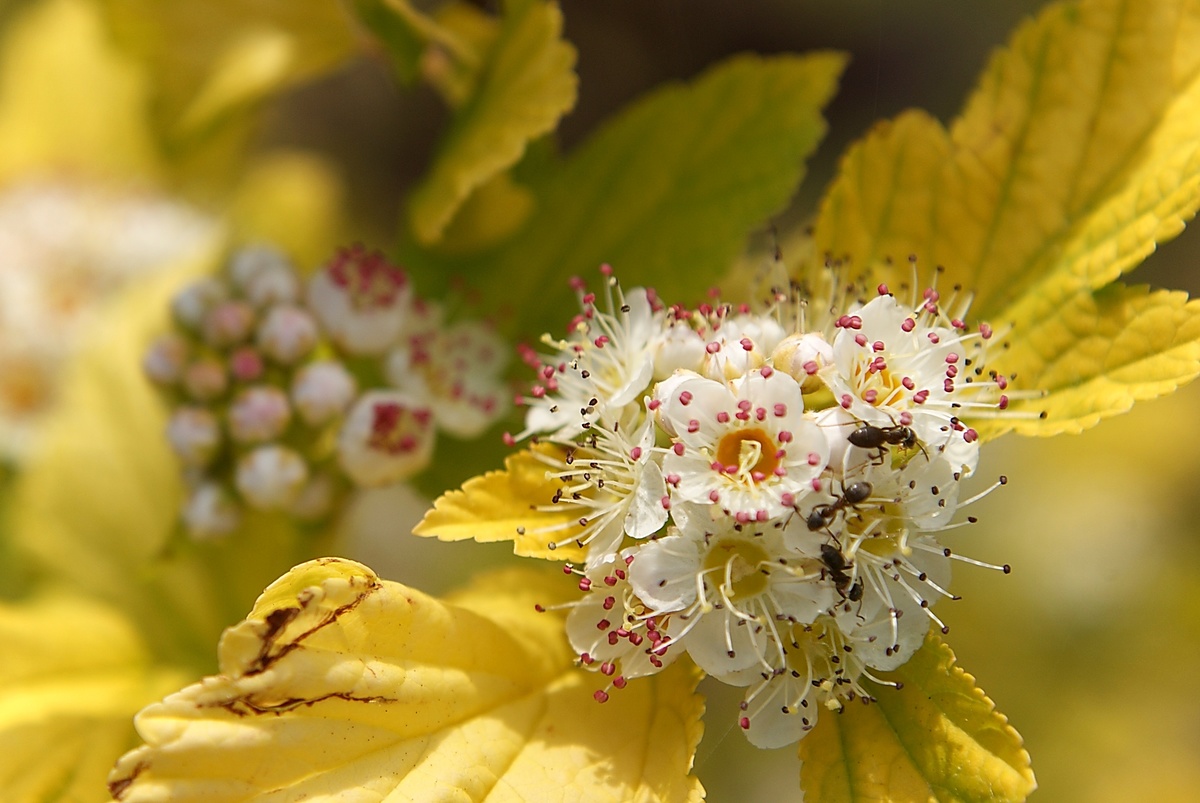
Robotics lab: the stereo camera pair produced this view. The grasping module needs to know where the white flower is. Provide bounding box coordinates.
[519,268,1023,748]
[171,278,228,332]
[307,245,414,355]
[771,331,833,393]
[729,620,873,749]
[520,281,660,439]
[386,321,509,439]
[823,293,999,450]
[200,299,256,348]
[652,315,706,379]
[528,416,668,569]
[564,553,681,690]
[337,390,435,486]
[630,505,833,679]
[142,334,189,386]
[656,368,828,520]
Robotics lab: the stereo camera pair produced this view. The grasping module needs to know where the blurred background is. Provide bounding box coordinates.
[4,0,1199,800]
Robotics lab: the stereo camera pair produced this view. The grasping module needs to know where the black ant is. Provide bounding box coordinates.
[805,480,873,531]
[847,422,927,464]
[819,542,862,602]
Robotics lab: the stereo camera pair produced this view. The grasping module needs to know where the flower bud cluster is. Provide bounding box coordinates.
[146,243,508,539]
[518,265,1026,748]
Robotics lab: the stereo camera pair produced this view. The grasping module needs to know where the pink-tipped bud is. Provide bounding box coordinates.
[202,300,256,348]
[228,386,291,443]
[257,305,318,364]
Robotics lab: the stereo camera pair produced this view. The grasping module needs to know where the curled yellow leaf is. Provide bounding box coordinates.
[109,558,705,802]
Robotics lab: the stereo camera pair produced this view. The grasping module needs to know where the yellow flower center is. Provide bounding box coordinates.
[715,427,778,480]
[704,537,770,601]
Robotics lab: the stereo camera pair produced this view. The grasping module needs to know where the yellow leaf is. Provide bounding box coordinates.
[109,558,705,803]
[414,445,589,562]
[229,150,346,267]
[100,0,358,139]
[0,0,160,182]
[815,0,1200,328]
[981,285,1200,436]
[407,0,577,245]
[422,1,502,107]
[800,632,1035,803]
[0,593,189,802]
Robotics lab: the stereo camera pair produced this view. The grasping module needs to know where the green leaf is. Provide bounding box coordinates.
[109,558,705,803]
[351,0,427,84]
[407,52,844,341]
[979,284,1200,436]
[414,445,589,562]
[814,0,1200,329]
[0,593,189,802]
[407,0,578,246]
[800,632,1035,803]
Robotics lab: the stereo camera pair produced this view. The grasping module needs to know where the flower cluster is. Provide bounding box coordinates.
[518,265,1025,748]
[146,243,508,538]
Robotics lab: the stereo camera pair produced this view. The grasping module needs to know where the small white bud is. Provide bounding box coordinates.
[183,482,241,539]
[166,407,221,468]
[257,305,319,364]
[228,386,291,443]
[202,299,256,348]
[182,357,228,401]
[338,390,434,486]
[229,244,299,307]
[291,361,357,425]
[143,334,189,385]
[771,332,833,393]
[172,278,228,332]
[235,445,308,510]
